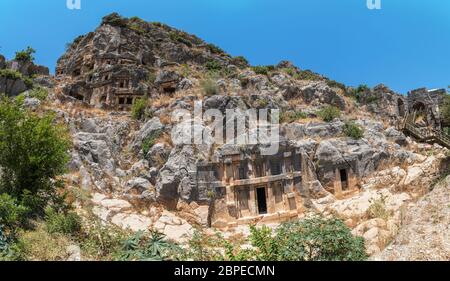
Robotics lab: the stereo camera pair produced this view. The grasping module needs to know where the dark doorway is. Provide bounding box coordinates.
[256,187,268,215]
[340,169,349,191]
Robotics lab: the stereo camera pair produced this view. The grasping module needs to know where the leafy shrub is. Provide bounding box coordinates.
[0,96,71,216]
[0,69,23,80]
[131,98,147,120]
[280,110,308,123]
[251,65,275,76]
[127,17,147,34]
[207,44,225,55]
[231,56,249,67]
[28,87,48,101]
[102,13,128,27]
[44,207,82,237]
[317,106,341,122]
[169,31,193,47]
[326,80,346,91]
[200,79,219,96]
[181,230,225,261]
[295,69,323,81]
[142,129,163,155]
[348,84,372,103]
[272,217,368,261]
[205,60,223,72]
[0,193,28,234]
[14,47,36,62]
[343,121,365,139]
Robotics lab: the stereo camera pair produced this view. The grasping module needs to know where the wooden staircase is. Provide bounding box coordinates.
[399,112,450,148]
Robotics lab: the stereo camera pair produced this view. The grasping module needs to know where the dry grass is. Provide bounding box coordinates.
[17,223,73,261]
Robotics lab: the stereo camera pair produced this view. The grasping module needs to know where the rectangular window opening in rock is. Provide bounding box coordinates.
[270,160,281,176]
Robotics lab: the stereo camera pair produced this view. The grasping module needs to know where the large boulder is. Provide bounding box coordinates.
[0,76,28,97]
[156,145,198,204]
[130,117,164,153]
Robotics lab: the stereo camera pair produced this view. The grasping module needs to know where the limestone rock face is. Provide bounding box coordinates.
[0,77,28,96]
[156,145,198,203]
[373,176,450,261]
[56,13,238,107]
[360,84,405,119]
[130,117,164,153]
[314,139,389,185]
[283,81,346,110]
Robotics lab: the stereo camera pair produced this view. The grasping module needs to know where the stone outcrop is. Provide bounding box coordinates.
[0,54,49,96]
[56,13,242,109]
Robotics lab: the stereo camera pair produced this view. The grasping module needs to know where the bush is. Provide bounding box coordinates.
[295,69,323,81]
[0,96,71,216]
[131,98,147,120]
[102,13,128,27]
[251,65,275,76]
[231,56,249,68]
[205,60,223,72]
[28,87,48,101]
[0,193,28,234]
[326,80,346,91]
[200,79,219,96]
[280,111,307,123]
[317,106,341,122]
[272,217,368,261]
[14,47,36,62]
[207,44,225,55]
[343,121,365,139]
[142,129,163,156]
[44,207,82,237]
[169,31,193,47]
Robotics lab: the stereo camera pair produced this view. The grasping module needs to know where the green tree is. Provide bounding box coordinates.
[131,98,147,120]
[0,96,71,215]
[14,47,36,62]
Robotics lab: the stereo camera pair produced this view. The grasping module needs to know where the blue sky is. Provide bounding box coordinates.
[0,0,449,93]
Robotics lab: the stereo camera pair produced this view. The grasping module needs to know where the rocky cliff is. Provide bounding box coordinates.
[2,13,448,259]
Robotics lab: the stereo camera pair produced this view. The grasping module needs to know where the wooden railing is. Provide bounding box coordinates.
[400,112,450,148]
